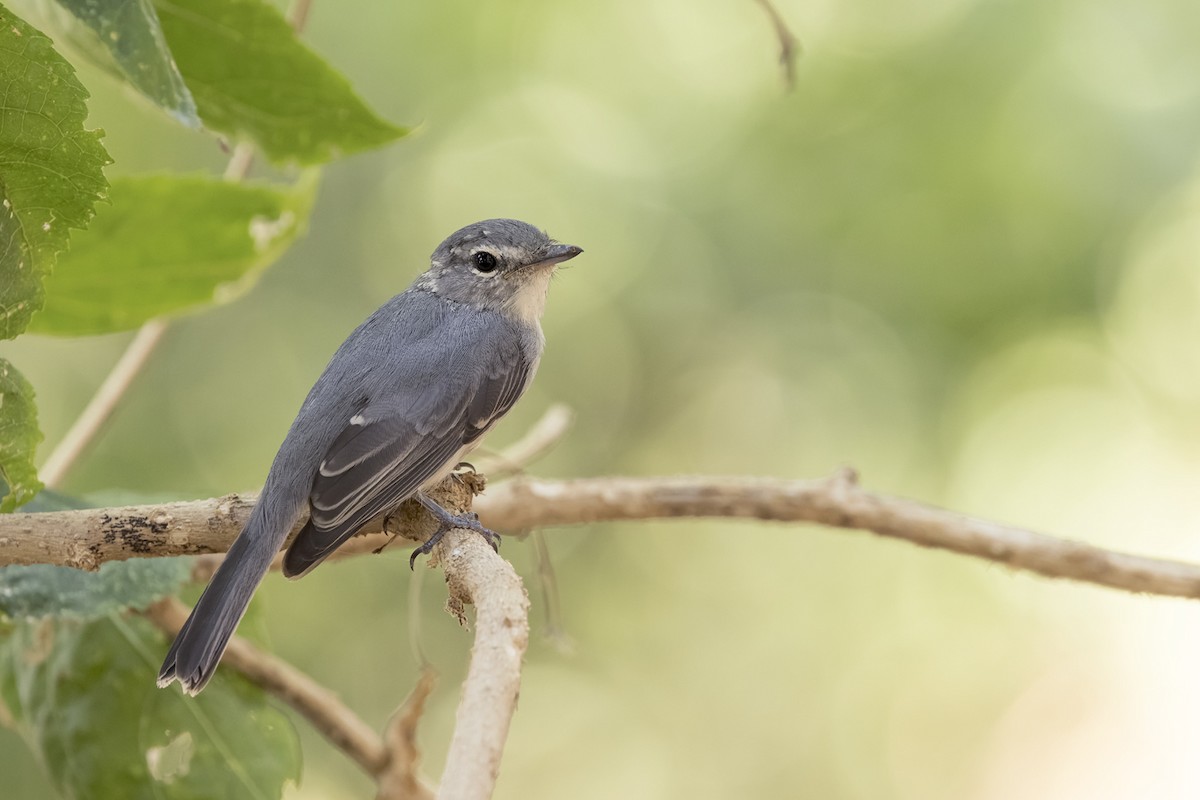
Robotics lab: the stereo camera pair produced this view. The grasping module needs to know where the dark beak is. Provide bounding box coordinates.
[524,243,583,269]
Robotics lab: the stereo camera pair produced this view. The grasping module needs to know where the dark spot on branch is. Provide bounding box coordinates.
[99,513,171,553]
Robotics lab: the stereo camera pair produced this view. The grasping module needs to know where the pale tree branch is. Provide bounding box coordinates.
[425,482,529,800]
[39,139,259,489]
[471,403,573,479]
[145,594,441,797]
[140,478,522,800]
[185,403,575,584]
[377,667,438,800]
[0,693,13,730]
[4,471,1200,600]
[285,0,314,31]
[38,319,169,489]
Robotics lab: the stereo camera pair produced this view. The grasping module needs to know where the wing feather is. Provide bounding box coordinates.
[281,331,533,577]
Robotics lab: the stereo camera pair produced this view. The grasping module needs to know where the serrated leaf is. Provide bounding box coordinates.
[0,180,37,337]
[0,614,301,799]
[55,0,200,126]
[0,558,193,619]
[0,4,111,339]
[30,173,316,335]
[154,0,408,165]
[0,359,42,512]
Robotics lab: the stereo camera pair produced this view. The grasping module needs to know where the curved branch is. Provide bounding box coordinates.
[377,666,438,800]
[3,471,1200,599]
[144,596,390,776]
[423,481,529,800]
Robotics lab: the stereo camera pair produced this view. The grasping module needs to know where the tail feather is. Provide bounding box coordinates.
[157,521,279,695]
[280,517,356,579]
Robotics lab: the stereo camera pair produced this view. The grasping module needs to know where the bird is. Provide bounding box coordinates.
[158,218,582,695]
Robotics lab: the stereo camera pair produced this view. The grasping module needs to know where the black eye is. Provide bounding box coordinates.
[472,251,498,272]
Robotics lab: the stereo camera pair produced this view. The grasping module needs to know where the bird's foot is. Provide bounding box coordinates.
[374,512,401,555]
[450,462,487,494]
[409,492,501,569]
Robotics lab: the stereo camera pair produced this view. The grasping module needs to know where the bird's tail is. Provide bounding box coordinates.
[157,513,281,695]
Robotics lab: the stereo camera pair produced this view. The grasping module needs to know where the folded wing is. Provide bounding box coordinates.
[281,331,532,577]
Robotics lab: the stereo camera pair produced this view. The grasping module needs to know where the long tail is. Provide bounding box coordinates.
[157,512,282,695]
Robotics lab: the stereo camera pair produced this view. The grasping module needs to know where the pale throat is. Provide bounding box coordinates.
[504,266,555,324]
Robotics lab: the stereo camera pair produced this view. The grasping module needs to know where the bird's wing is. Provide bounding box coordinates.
[281,333,532,576]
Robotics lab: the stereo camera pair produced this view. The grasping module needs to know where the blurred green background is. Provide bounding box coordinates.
[5,0,1200,796]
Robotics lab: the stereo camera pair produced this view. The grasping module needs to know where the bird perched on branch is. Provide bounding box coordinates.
[158,218,582,695]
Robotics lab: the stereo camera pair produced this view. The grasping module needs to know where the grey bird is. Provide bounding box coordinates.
[158,219,582,695]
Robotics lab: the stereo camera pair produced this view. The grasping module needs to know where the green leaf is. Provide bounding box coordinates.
[30,173,316,335]
[55,0,200,127]
[0,614,301,799]
[154,0,408,164]
[0,4,111,339]
[0,177,36,338]
[0,359,42,512]
[12,485,86,512]
[0,558,193,619]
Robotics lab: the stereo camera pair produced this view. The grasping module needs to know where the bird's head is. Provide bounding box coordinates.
[420,219,583,323]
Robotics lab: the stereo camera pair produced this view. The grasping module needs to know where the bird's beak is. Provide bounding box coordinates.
[522,243,583,270]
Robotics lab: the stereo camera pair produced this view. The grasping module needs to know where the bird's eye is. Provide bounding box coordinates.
[472,251,498,273]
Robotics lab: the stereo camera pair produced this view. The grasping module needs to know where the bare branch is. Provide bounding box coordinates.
[146,478,522,799]
[752,0,801,90]
[427,483,529,800]
[286,0,314,31]
[472,404,574,478]
[144,597,390,776]
[5,472,1200,599]
[480,470,1200,598]
[38,320,169,489]
[35,0,316,490]
[0,694,13,730]
[221,141,256,182]
[377,667,438,800]
[531,529,573,653]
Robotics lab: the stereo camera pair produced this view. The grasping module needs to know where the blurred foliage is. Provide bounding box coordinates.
[0,0,404,794]
[31,174,318,335]
[0,558,193,619]
[0,360,42,511]
[0,614,301,799]
[2,0,1200,797]
[55,0,199,126]
[154,0,410,164]
[0,2,110,341]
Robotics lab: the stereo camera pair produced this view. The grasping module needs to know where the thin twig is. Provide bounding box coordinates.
[143,596,390,776]
[8,472,1200,600]
[286,0,314,31]
[532,529,573,653]
[222,142,256,182]
[38,320,169,489]
[377,666,438,800]
[38,88,263,490]
[752,0,801,90]
[472,404,574,478]
[408,559,429,668]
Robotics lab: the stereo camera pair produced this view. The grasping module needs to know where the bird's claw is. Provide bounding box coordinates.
[409,527,446,569]
[409,492,501,568]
